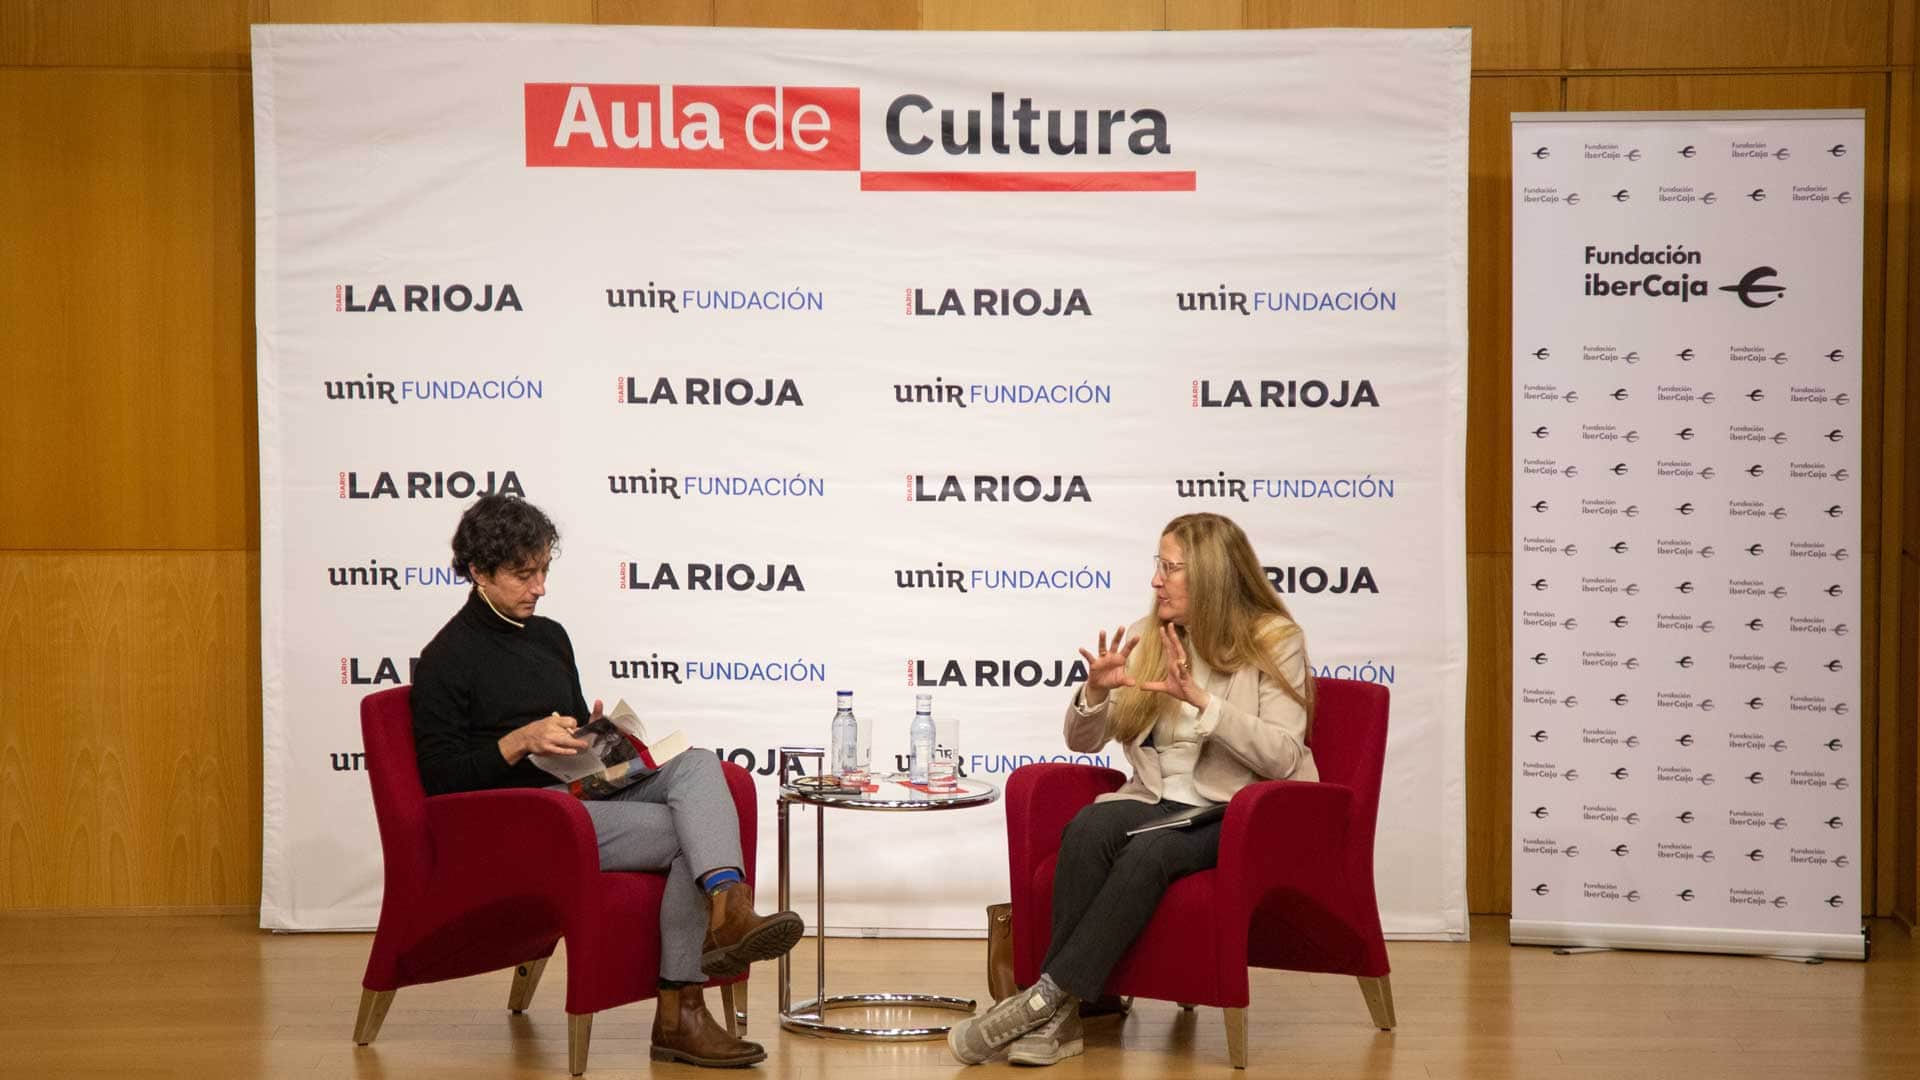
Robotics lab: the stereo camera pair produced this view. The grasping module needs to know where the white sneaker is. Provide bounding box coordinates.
[948,978,1066,1065]
[1008,1004,1084,1066]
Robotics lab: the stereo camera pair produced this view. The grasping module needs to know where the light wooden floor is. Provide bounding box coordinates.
[2,914,1915,1079]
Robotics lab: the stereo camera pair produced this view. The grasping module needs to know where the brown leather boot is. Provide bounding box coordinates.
[701,882,804,978]
[650,985,766,1068]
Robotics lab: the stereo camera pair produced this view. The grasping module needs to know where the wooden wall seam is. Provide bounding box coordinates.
[1873,62,1904,914]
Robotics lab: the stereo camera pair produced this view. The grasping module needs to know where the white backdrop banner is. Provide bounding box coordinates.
[1510,110,1865,958]
[255,24,1470,935]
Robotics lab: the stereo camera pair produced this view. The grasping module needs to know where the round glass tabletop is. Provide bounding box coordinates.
[780,774,999,811]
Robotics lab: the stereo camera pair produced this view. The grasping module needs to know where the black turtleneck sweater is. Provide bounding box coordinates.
[410,589,591,796]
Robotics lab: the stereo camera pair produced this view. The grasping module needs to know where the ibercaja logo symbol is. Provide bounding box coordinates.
[525,83,1196,191]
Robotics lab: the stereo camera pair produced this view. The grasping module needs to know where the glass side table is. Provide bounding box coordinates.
[775,749,1000,1040]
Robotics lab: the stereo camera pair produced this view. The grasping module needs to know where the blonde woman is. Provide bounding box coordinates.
[950,513,1316,1067]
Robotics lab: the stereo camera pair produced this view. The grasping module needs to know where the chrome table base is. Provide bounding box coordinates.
[775,754,998,1041]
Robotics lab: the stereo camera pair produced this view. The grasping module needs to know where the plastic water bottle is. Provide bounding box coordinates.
[909,693,935,785]
[830,690,860,783]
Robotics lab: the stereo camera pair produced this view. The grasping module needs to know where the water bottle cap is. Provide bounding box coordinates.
[915,693,932,711]
[836,689,853,699]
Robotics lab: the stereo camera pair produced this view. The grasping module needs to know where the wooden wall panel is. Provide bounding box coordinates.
[0,0,264,69]
[1883,66,1914,924]
[1466,551,1513,912]
[1247,0,1560,72]
[1574,0,1889,71]
[713,0,915,29]
[1900,552,1918,922]
[1906,30,1920,927]
[0,553,261,910]
[921,0,1163,30]
[595,0,717,24]
[1567,0,1890,71]
[1899,0,1919,71]
[1910,77,1920,560]
[266,0,592,22]
[0,70,257,552]
[1907,68,1920,560]
[1168,0,1246,29]
[1864,551,1884,906]
[1467,76,1559,557]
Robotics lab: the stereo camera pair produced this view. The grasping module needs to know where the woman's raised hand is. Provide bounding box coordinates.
[1077,625,1138,707]
[1139,624,1210,711]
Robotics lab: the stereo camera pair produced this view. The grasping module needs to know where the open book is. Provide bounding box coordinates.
[1124,801,1227,836]
[529,699,690,800]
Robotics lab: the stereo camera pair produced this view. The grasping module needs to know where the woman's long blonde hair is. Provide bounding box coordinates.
[1106,513,1315,744]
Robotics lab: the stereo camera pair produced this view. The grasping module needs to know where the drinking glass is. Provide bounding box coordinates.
[927,715,959,792]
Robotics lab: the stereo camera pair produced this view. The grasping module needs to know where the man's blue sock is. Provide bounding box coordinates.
[703,868,744,894]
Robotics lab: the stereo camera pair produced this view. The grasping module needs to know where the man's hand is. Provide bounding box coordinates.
[499,712,590,765]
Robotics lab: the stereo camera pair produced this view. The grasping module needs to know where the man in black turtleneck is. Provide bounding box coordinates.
[412,584,593,795]
[408,494,801,1067]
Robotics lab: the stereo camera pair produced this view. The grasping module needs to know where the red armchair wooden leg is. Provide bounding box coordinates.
[1178,1002,1196,1011]
[353,988,395,1045]
[1359,975,1396,1030]
[720,983,738,1038]
[508,958,548,1014]
[1224,1007,1247,1069]
[568,1013,593,1076]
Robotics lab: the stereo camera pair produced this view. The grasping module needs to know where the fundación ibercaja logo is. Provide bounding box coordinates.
[1576,244,1791,309]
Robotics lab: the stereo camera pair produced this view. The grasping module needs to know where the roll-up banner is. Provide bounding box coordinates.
[255,25,1470,936]
[1510,110,1865,959]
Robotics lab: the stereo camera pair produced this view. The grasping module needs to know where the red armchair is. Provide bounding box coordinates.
[353,687,757,1075]
[1005,677,1393,1068]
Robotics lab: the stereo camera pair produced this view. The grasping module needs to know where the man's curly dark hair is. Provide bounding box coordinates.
[450,494,559,578]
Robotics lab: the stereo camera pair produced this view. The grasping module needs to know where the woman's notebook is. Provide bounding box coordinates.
[1124,802,1227,835]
